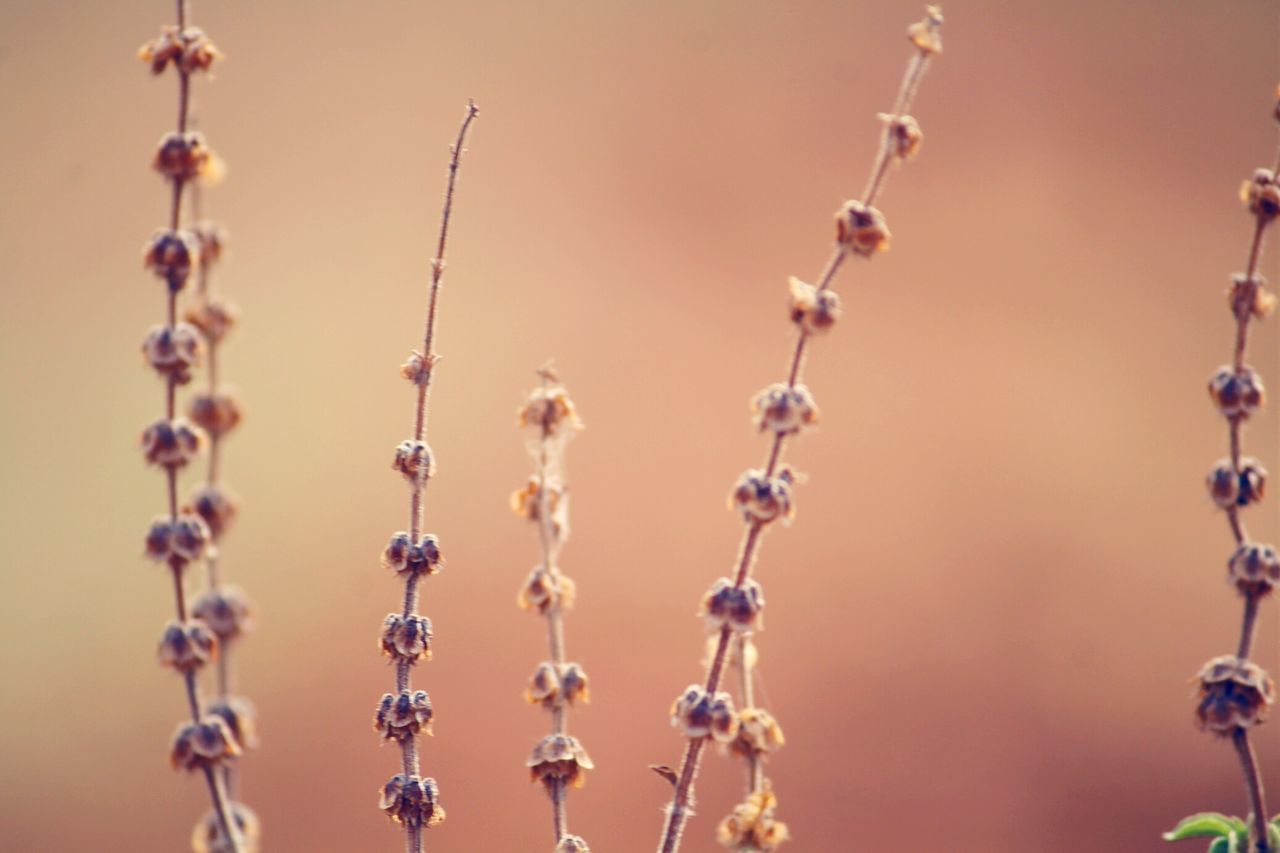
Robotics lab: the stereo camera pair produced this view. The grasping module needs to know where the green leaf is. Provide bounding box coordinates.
[1207,837,1231,853]
[1268,821,1280,849]
[1164,814,1239,841]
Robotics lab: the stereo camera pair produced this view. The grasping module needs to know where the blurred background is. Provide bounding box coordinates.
[2,0,1279,850]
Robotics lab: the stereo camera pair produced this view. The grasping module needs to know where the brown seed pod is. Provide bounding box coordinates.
[1228,543,1280,599]
[186,484,240,540]
[143,228,200,289]
[1208,365,1265,419]
[906,5,944,56]
[392,440,435,486]
[1237,457,1268,507]
[1195,655,1276,734]
[732,707,787,758]
[157,619,218,672]
[192,585,254,641]
[141,417,205,468]
[1206,459,1240,508]
[526,733,594,790]
[206,696,259,750]
[141,323,202,383]
[517,566,576,614]
[374,690,434,742]
[191,802,259,853]
[144,513,212,564]
[751,383,818,435]
[381,532,443,577]
[730,468,797,525]
[788,276,841,334]
[1228,273,1276,321]
[1240,168,1280,221]
[188,391,243,438]
[153,131,212,182]
[554,837,591,853]
[701,578,765,634]
[380,613,433,663]
[835,200,891,256]
[882,113,923,160]
[524,661,590,708]
[517,384,583,435]
[170,716,241,771]
[716,783,791,852]
[185,297,239,344]
[670,684,739,743]
[379,775,445,828]
[138,26,222,76]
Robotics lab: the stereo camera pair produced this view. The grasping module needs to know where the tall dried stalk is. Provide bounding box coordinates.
[514,368,592,853]
[136,2,250,851]
[375,101,478,853]
[1174,92,1280,853]
[654,8,943,853]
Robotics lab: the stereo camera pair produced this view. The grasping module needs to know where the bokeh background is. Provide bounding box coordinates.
[2,1,1279,850]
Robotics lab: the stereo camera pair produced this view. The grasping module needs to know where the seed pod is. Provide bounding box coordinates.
[153,131,211,181]
[185,297,238,343]
[374,690,434,741]
[517,384,582,435]
[170,716,240,771]
[144,513,211,563]
[1208,365,1265,419]
[1240,168,1280,221]
[835,200,891,256]
[732,707,786,758]
[141,323,202,383]
[143,228,200,289]
[670,684,739,743]
[1195,656,1276,733]
[701,578,765,634]
[189,391,243,438]
[882,113,923,160]
[524,661,590,708]
[555,837,591,853]
[517,567,576,614]
[906,5,944,56]
[1228,273,1276,321]
[751,383,818,435]
[380,613,433,663]
[381,532,443,576]
[138,26,222,76]
[192,585,254,641]
[191,802,259,853]
[186,484,240,540]
[1228,543,1280,599]
[206,696,259,750]
[788,276,841,334]
[141,417,205,467]
[392,440,435,485]
[730,468,797,525]
[1206,459,1240,508]
[716,783,791,852]
[379,774,445,828]
[526,733,594,790]
[1238,457,1268,507]
[158,619,218,672]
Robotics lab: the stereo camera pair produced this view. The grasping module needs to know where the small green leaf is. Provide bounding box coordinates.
[1207,837,1231,853]
[1164,813,1239,841]
[1268,821,1280,849]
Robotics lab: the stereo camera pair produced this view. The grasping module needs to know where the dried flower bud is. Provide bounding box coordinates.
[381,532,443,577]
[880,113,923,160]
[717,783,790,852]
[671,685,740,743]
[732,708,786,758]
[751,383,818,435]
[207,696,258,750]
[1241,168,1280,221]
[186,484,240,540]
[188,391,243,438]
[190,220,226,265]
[375,690,434,741]
[192,802,259,853]
[1228,273,1276,321]
[731,468,796,525]
[1228,543,1280,599]
[525,661,590,708]
[517,567,576,614]
[555,837,590,853]
[1195,656,1275,733]
[835,200,891,256]
[141,418,205,467]
[185,297,238,343]
[138,26,222,75]
[788,276,841,334]
[158,619,218,672]
[399,351,436,384]
[1208,365,1265,419]
[141,323,202,383]
[171,716,241,771]
[511,476,562,521]
[701,578,765,634]
[143,228,200,289]
[153,131,211,181]
[192,585,253,641]
[907,5,944,56]
[527,734,594,790]
[518,385,583,435]
[144,513,212,563]
[1206,459,1240,508]
[1238,457,1268,507]
[380,613,433,663]
[379,775,445,828]
[393,440,435,485]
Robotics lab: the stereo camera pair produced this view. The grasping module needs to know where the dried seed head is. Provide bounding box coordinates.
[190,220,227,266]
[1228,543,1280,599]
[717,783,790,852]
[907,5,944,56]
[1195,656,1276,733]
[1208,365,1265,419]
[192,585,254,641]
[881,113,923,160]
[153,131,212,182]
[381,532,444,577]
[1241,168,1280,221]
[207,696,259,750]
[138,26,222,75]
[751,383,818,435]
[1228,274,1276,321]
[732,708,786,758]
[788,277,841,334]
[143,228,200,289]
[144,513,212,563]
[525,661,590,708]
[392,440,435,485]
[189,391,243,438]
[670,685,740,743]
[380,613,433,663]
[1238,458,1268,507]
[141,323,202,383]
[527,733,594,790]
[170,715,241,771]
[555,837,591,853]
[518,384,583,436]
[730,468,796,525]
[185,297,239,343]
[374,690,434,741]
[399,351,437,384]
[379,775,445,828]
[1206,459,1240,508]
[186,484,240,540]
[192,802,259,853]
[517,567,576,614]
[158,619,218,672]
[835,200,891,256]
[701,578,766,634]
[141,418,205,467]
[510,476,563,522]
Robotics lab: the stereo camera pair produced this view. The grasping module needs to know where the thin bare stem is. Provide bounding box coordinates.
[656,14,942,850]
[1234,729,1271,853]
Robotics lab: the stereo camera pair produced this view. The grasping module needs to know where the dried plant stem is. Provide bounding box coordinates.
[656,10,942,852]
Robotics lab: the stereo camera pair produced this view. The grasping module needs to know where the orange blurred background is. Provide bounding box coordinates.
[2,1,1279,850]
